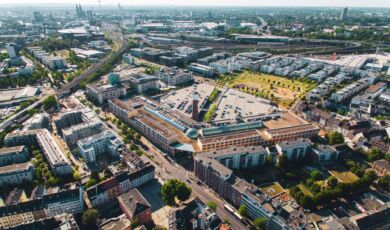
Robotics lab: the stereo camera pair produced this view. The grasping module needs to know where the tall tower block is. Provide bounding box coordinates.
[192,92,199,121]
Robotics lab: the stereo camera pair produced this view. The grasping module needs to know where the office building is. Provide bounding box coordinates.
[127,73,160,93]
[44,56,67,70]
[4,129,72,175]
[6,43,17,59]
[156,67,193,86]
[340,7,348,21]
[0,162,34,186]
[77,130,124,163]
[188,63,216,77]
[86,83,127,104]
[33,11,44,23]
[0,146,29,166]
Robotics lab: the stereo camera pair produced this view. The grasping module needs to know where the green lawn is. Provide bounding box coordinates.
[297,183,315,197]
[217,71,316,108]
[260,182,285,197]
[329,170,359,183]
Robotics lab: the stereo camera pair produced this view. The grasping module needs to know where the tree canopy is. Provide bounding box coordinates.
[327,132,344,145]
[238,205,247,217]
[82,209,99,226]
[43,95,57,111]
[253,217,267,230]
[207,201,217,211]
[161,179,192,206]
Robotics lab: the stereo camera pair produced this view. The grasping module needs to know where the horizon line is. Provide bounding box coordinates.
[0,3,389,8]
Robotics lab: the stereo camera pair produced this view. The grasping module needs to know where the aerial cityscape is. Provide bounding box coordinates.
[0,1,389,230]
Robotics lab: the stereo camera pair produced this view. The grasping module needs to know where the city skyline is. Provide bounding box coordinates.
[0,0,389,7]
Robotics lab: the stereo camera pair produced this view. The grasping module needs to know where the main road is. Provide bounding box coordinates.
[101,115,248,230]
[141,139,249,230]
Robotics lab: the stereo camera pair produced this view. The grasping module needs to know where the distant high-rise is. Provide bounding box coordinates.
[76,3,86,18]
[6,43,17,59]
[340,7,348,21]
[33,11,44,23]
[192,92,199,121]
[86,10,93,21]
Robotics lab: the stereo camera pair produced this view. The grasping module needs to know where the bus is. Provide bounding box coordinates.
[224,204,244,221]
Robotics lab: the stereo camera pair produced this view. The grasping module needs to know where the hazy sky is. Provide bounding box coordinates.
[0,0,389,7]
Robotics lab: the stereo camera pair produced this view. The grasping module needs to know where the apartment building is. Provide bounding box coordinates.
[4,129,72,175]
[209,56,250,74]
[118,189,152,224]
[62,120,104,145]
[194,155,243,206]
[86,83,127,104]
[0,183,84,219]
[86,160,155,208]
[372,160,390,177]
[23,113,50,130]
[312,144,339,162]
[54,110,84,135]
[275,138,312,160]
[0,162,34,186]
[331,78,371,102]
[0,146,28,166]
[202,146,267,169]
[77,130,124,163]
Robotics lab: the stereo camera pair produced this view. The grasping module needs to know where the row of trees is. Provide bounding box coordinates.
[237,205,267,229]
[31,149,60,186]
